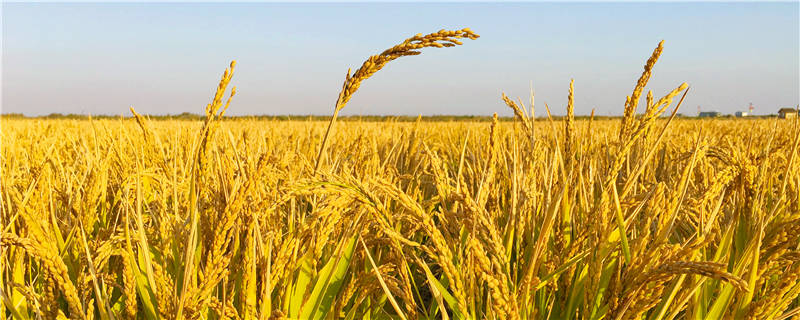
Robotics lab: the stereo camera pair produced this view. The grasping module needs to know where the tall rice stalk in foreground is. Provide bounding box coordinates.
[313,28,479,174]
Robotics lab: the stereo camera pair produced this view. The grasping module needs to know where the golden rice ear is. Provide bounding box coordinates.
[565,79,575,165]
[620,41,664,142]
[315,28,479,175]
[501,92,532,135]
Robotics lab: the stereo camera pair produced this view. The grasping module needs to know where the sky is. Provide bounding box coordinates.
[2,2,798,117]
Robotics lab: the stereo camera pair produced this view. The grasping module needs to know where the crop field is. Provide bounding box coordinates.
[2,29,800,320]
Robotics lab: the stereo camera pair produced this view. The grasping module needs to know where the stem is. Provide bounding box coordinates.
[314,96,343,176]
[612,182,632,264]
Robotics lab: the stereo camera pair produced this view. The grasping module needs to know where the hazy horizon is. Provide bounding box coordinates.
[3,2,798,117]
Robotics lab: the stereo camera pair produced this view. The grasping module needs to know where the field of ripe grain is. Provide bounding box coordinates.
[2,28,799,320]
[2,115,798,320]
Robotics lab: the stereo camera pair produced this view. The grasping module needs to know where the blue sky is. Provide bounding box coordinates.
[2,2,798,116]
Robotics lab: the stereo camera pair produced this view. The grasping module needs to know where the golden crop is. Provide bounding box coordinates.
[1,29,799,320]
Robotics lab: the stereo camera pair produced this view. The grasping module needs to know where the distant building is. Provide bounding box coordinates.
[699,111,721,118]
[778,108,797,119]
[735,111,749,117]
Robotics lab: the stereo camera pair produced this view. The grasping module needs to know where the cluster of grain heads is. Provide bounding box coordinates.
[2,32,800,320]
[495,40,797,319]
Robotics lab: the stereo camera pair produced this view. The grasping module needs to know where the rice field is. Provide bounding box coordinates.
[1,29,799,320]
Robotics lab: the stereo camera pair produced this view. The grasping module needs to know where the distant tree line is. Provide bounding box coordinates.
[0,112,780,121]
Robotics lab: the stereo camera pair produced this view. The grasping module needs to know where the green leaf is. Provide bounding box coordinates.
[565,265,588,319]
[300,235,358,320]
[706,225,757,320]
[417,256,466,320]
[536,250,589,290]
[10,250,31,320]
[288,253,314,317]
[135,250,161,320]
